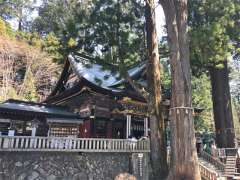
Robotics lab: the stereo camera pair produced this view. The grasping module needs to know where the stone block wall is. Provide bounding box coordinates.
[0,152,131,180]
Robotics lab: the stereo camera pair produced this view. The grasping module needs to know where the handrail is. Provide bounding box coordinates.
[0,136,150,153]
[199,162,219,180]
[199,150,225,171]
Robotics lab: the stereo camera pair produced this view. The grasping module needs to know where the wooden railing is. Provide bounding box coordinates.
[0,136,150,153]
[200,151,225,171]
[198,151,225,180]
[199,163,219,180]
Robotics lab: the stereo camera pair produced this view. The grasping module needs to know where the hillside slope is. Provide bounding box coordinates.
[0,20,60,102]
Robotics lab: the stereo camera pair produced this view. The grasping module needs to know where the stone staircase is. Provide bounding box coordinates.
[224,155,237,177]
[199,148,240,179]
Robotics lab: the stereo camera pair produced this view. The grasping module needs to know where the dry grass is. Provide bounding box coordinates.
[0,35,60,102]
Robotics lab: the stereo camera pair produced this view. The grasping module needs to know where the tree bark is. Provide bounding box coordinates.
[209,61,236,148]
[160,0,201,179]
[145,0,168,179]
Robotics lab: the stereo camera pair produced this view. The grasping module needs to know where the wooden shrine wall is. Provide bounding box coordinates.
[59,91,118,119]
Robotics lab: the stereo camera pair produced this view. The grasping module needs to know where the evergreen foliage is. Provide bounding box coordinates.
[42,32,62,62]
[32,0,92,62]
[31,0,145,67]
[192,75,213,133]
[189,0,240,70]
[21,68,37,101]
[188,0,240,125]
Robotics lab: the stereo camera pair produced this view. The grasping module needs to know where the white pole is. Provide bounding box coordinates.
[144,117,146,136]
[31,126,36,137]
[129,115,131,137]
[144,117,148,137]
[126,115,129,138]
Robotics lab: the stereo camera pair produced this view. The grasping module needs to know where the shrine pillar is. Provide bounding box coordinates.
[126,114,132,138]
[144,117,148,137]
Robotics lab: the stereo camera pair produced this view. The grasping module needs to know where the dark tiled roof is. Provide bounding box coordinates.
[0,99,81,119]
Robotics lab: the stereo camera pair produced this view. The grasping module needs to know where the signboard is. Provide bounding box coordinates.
[218,148,226,158]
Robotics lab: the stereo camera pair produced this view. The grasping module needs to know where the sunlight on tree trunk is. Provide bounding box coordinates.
[160,0,201,179]
[145,0,168,179]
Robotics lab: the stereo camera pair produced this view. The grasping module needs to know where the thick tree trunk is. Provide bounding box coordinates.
[145,0,168,179]
[209,61,235,148]
[161,0,201,179]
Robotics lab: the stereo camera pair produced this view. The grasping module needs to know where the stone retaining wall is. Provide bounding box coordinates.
[0,152,131,180]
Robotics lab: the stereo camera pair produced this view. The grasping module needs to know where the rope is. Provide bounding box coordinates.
[169,106,194,114]
[169,106,194,111]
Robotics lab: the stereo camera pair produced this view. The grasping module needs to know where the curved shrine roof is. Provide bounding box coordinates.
[68,54,146,90]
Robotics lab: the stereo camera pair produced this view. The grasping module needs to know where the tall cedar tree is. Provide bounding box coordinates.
[188,0,240,148]
[145,0,168,179]
[160,0,201,179]
[210,62,235,148]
